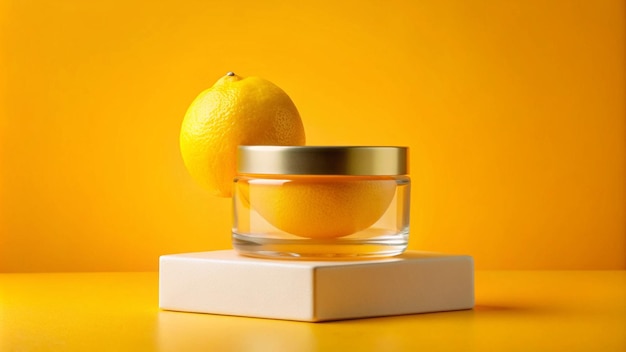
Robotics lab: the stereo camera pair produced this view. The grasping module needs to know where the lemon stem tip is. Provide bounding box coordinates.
[226,71,235,76]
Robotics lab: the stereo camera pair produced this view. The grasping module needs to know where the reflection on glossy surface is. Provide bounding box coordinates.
[157,308,477,351]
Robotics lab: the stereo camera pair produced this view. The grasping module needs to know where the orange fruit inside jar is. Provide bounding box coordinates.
[238,175,397,239]
[232,146,411,259]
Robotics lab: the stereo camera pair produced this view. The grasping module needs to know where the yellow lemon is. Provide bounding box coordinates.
[180,72,305,197]
[240,176,397,239]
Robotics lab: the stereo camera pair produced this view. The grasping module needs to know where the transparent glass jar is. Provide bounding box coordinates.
[232,146,410,259]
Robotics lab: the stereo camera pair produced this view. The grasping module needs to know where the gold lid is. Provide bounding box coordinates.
[237,146,408,175]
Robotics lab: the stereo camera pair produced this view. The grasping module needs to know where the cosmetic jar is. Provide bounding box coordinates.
[232,146,410,259]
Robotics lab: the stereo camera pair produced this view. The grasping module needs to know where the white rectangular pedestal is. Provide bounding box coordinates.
[159,250,474,322]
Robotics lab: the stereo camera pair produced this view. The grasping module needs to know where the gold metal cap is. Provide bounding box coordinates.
[237,146,408,175]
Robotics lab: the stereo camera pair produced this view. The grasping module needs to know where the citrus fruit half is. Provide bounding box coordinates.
[239,176,397,239]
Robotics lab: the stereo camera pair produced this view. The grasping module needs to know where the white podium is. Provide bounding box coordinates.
[159,250,474,322]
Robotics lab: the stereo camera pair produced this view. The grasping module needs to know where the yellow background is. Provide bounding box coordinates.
[1,0,624,272]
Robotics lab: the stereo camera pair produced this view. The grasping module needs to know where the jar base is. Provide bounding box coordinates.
[232,233,408,260]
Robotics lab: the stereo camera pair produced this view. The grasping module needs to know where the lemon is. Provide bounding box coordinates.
[240,176,397,239]
[180,72,305,197]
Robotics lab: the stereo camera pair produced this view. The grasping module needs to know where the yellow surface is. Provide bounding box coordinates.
[1,271,624,351]
[1,0,625,271]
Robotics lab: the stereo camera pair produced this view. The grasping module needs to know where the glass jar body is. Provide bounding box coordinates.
[232,174,410,259]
